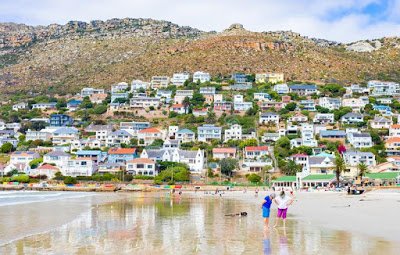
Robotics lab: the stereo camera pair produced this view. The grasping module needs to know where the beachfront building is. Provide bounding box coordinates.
[212,148,237,160]
[224,124,242,142]
[255,73,284,84]
[31,164,61,179]
[172,73,190,86]
[62,158,97,177]
[343,151,376,177]
[43,151,71,168]
[151,76,170,89]
[126,158,157,176]
[368,80,400,96]
[197,124,222,142]
[193,71,211,83]
[108,148,138,164]
[76,150,105,164]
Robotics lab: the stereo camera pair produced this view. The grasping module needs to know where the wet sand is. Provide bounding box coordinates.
[0,190,399,254]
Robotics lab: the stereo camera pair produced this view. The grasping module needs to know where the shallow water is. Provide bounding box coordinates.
[0,192,398,254]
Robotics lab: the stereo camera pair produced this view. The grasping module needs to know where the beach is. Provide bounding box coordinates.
[0,190,399,254]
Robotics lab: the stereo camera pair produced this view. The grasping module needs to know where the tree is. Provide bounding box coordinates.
[150,139,164,147]
[247,173,261,183]
[29,158,43,169]
[281,160,302,175]
[0,142,13,153]
[357,163,368,178]
[64,176,77,185]
[93,104,107,114]
[334,154,346,187]
[80,96,94,109]
[191,93,205,107]
[220,158,238,177]
[285,102,297,111]
[205,112,216,124]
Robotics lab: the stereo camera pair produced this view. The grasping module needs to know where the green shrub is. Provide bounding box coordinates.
[11,175,30,183]
[64,176,77,185]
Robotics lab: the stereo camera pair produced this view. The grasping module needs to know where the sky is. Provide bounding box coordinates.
[0,0,399,43]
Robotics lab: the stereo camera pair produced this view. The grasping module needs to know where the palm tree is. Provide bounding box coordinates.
[357,163,368,179]
[334,154,346,187]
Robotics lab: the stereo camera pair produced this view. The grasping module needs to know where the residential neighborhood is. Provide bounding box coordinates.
[0,72,400,188]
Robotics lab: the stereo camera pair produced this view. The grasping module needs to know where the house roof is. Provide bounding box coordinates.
[365,172,400,179]
[390,124,400,129]
[138,127,161,134]
[108,148,137,155]
[177,128,195,134]
[110,129,133,136]
[386,137,400,144]
[291,153,308,158]
[45,151,70,157]
[11,151,39,157]
[309,156,334,165]
[213,148,236,154]
[341,112,363,118]
[289,84,317,90]
[273,176,296,182]
[178,149,198,158]
[144,149,166,158]
[245,146,268,152]
[302,174,335,181]
[128,158,155,164]
[171,104,184,108]
[320,130,346,137]
[37,164,60,171]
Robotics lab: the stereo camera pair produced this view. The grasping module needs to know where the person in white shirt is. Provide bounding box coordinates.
[273,190,294,228]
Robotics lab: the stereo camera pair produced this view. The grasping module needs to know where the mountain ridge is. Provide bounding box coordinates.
[1,18,400,94]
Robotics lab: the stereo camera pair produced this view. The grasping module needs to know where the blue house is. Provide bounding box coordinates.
[107,148,138,164]
[67,99,82,111]
[373,104,392,115]
[50,114,74,127]
[231,73,247,84]
[76,150,106,163]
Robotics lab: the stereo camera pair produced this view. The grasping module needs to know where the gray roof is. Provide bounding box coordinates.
[352,133,371,138]
[344,151,374,157]
[110,130,132,137]
[342,112,363,118]
[320,130,346,137]
[373,116,391,122]
[289,84,317,90]
[178,149,199,158]
[260,112,278,117]
[145,149,166,158]
[309,156,334,165]
[45,151,70,157]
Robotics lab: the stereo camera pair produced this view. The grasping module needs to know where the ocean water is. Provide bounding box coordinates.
[0,192,398,255]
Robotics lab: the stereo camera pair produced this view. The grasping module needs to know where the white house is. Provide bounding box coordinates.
[43,151,71,167]
[342,97,368,112]
[193,71,211,83]
[289,112,308,123]
[130,97,161,108]
[151,76,170,88]
[126,158,156,176]
[313,113,334,124]
[106,130,133,147]
[212,148,237,160]
[273,83,289,94]
[81,88,105,97]
[52,127,79,146]
[170,104,187,114]
[197,124,222,142]
[370,116,392,129]
[137,127,165,146]
[12,102,28,111]
[253,93,271,101]
[233,95,252,112]
[368,80,400,96]
[32,102,57,110]
[224,124,242,142]
[347,132,373,149]
[62,158,97,177]
[172,73,190,86]
[341,113,364,124]
[111,82,129,93]
[174,90,194,104]
[10,151,40,165]
[318,97,341,110]
[175,129,196,143]
[131,80,149,91]
[199,87,216,95]
[389,124,400,137]
[25,129,52,141]
[259,112,279,127]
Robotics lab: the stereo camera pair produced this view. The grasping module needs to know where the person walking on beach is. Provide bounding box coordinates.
[273,190,293,228]
[262,193,276,229]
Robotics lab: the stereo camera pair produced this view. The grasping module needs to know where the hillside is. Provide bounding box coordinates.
[1,18,400,94]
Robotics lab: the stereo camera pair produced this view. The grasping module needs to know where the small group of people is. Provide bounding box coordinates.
[262,190,294,229]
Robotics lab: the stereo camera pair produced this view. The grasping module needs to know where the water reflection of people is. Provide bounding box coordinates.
[263,228,271,255]
[275,228,289,255]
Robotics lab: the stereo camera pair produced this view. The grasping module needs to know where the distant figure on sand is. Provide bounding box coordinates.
[262,193,276,228]
[273,191,294,228]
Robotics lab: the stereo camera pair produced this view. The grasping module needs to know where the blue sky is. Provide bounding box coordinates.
[0,0,399,42]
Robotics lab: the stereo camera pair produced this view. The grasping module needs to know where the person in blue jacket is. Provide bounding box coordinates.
[262,193,276,229]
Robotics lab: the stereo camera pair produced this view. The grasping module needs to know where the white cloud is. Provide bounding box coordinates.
[0,0,399,42]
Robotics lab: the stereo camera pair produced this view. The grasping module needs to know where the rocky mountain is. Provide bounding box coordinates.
[1,18,400,94]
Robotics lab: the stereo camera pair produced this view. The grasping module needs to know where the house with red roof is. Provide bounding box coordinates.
[126,158,157,176]
[31,164,61,179]
[212,147,237,160]
[108,148,138,164]
[137,127,166,146]
[244,146,269,159]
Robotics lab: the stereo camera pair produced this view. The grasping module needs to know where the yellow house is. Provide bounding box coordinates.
[255,73,284,84]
